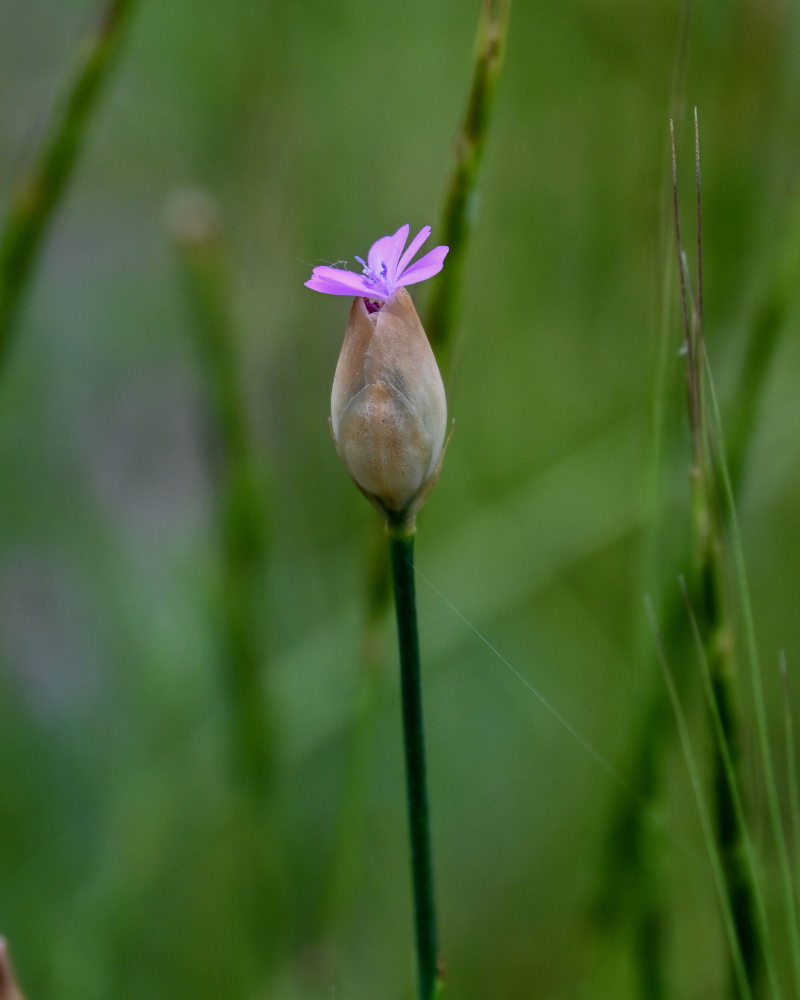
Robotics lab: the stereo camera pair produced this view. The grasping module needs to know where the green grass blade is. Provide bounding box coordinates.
[680,575,783,1000]
[426,0,512,364]
[704,347,800,997]
[0,0,139,369]
[646,596,754,1000]
[780,653,800,922]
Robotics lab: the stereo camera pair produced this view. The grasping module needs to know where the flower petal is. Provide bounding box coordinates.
[305,266,387,299]
[395,245,449,286]
[368,224,409,283]
[396,225,431,277]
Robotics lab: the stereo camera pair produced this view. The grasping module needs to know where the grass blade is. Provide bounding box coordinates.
[646,596,754,1000]
[704,349,800,997]
[0,0,139,369]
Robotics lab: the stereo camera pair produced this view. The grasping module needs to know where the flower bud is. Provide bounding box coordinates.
[331,288,447,529]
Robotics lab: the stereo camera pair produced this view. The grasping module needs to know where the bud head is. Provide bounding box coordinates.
[330,289,447,529]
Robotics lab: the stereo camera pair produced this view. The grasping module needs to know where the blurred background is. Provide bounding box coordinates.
[1,0,800,997]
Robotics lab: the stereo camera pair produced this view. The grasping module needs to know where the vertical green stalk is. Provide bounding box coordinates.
[780,653,800,918]
[169,192,273,798]
[706,358,800,998]
[597,139,800,1000]
[680,577,783,1000]
[388,528,440,1000]
[319,528,389,940]
[169,193,283,978]
[672,115,758,997]
[426,0,511,362]
[726,186,800,494]
[646,599,754,1000]
[0,0,139,369]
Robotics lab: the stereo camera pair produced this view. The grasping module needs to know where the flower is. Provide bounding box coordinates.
[330,288,448,529]
[305,224,448,302]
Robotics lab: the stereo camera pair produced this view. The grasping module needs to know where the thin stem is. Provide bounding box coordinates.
[320,529,389,931]
[694,108,704,338]
[168,192,273,798]
[327,0,511,972]
[779,653,800,916]
[322,0,512,980]
[670,119,700,460]
[0,0,139,369]
[680,576,783,1000]
[598,123,800,1000]
[426,0,511,363]
[726,183,800,492]
[645,598,753,1000]
[672,118,759,997]
[705,351,800,998]
[310,4,512,987]
[168,192,282,973]
[389,530,440,1000]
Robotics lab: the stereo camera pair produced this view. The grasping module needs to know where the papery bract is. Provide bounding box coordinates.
[330,288,447,528]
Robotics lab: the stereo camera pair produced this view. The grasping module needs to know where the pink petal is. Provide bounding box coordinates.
[368,224,410,281]
[395,245,449,286]
[305,267,385,298]
[397,225,431,277]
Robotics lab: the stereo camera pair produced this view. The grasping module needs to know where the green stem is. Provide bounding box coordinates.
[706,357,800,999]
[388,530,440,1000]
[328,2,512,961]
[780,654,800,922]
[319,529,389,932]
[696,496,759,997]
[323,1,512,981]
[682,577,783,1000]
[598,122,800,1000]
[726,185,800,493]
[646,599,754,1000]
[674,121,758,996]
[169,193,273,797]
[169,193,281,972]
[0,0,138,368]
[426,0,511,362]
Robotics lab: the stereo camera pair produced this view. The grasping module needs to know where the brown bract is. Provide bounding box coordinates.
[331,288,448,531]
[0,939,25,1000]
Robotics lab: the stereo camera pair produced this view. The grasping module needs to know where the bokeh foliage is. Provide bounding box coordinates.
[1,0,800,997]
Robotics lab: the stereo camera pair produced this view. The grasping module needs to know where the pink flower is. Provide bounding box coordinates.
[305,224,448,302]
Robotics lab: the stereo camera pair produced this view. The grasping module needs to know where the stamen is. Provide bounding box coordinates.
[356,255,392,297]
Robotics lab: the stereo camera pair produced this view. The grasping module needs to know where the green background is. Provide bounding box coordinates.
[1,0,800,996]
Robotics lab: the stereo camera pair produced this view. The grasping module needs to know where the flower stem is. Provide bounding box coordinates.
[330,1,512,966]
[388,529,441,1000]
[0,0,138,370]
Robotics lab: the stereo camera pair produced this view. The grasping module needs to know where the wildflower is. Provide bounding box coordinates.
[305,224,448,303]
[307,225,449,529]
